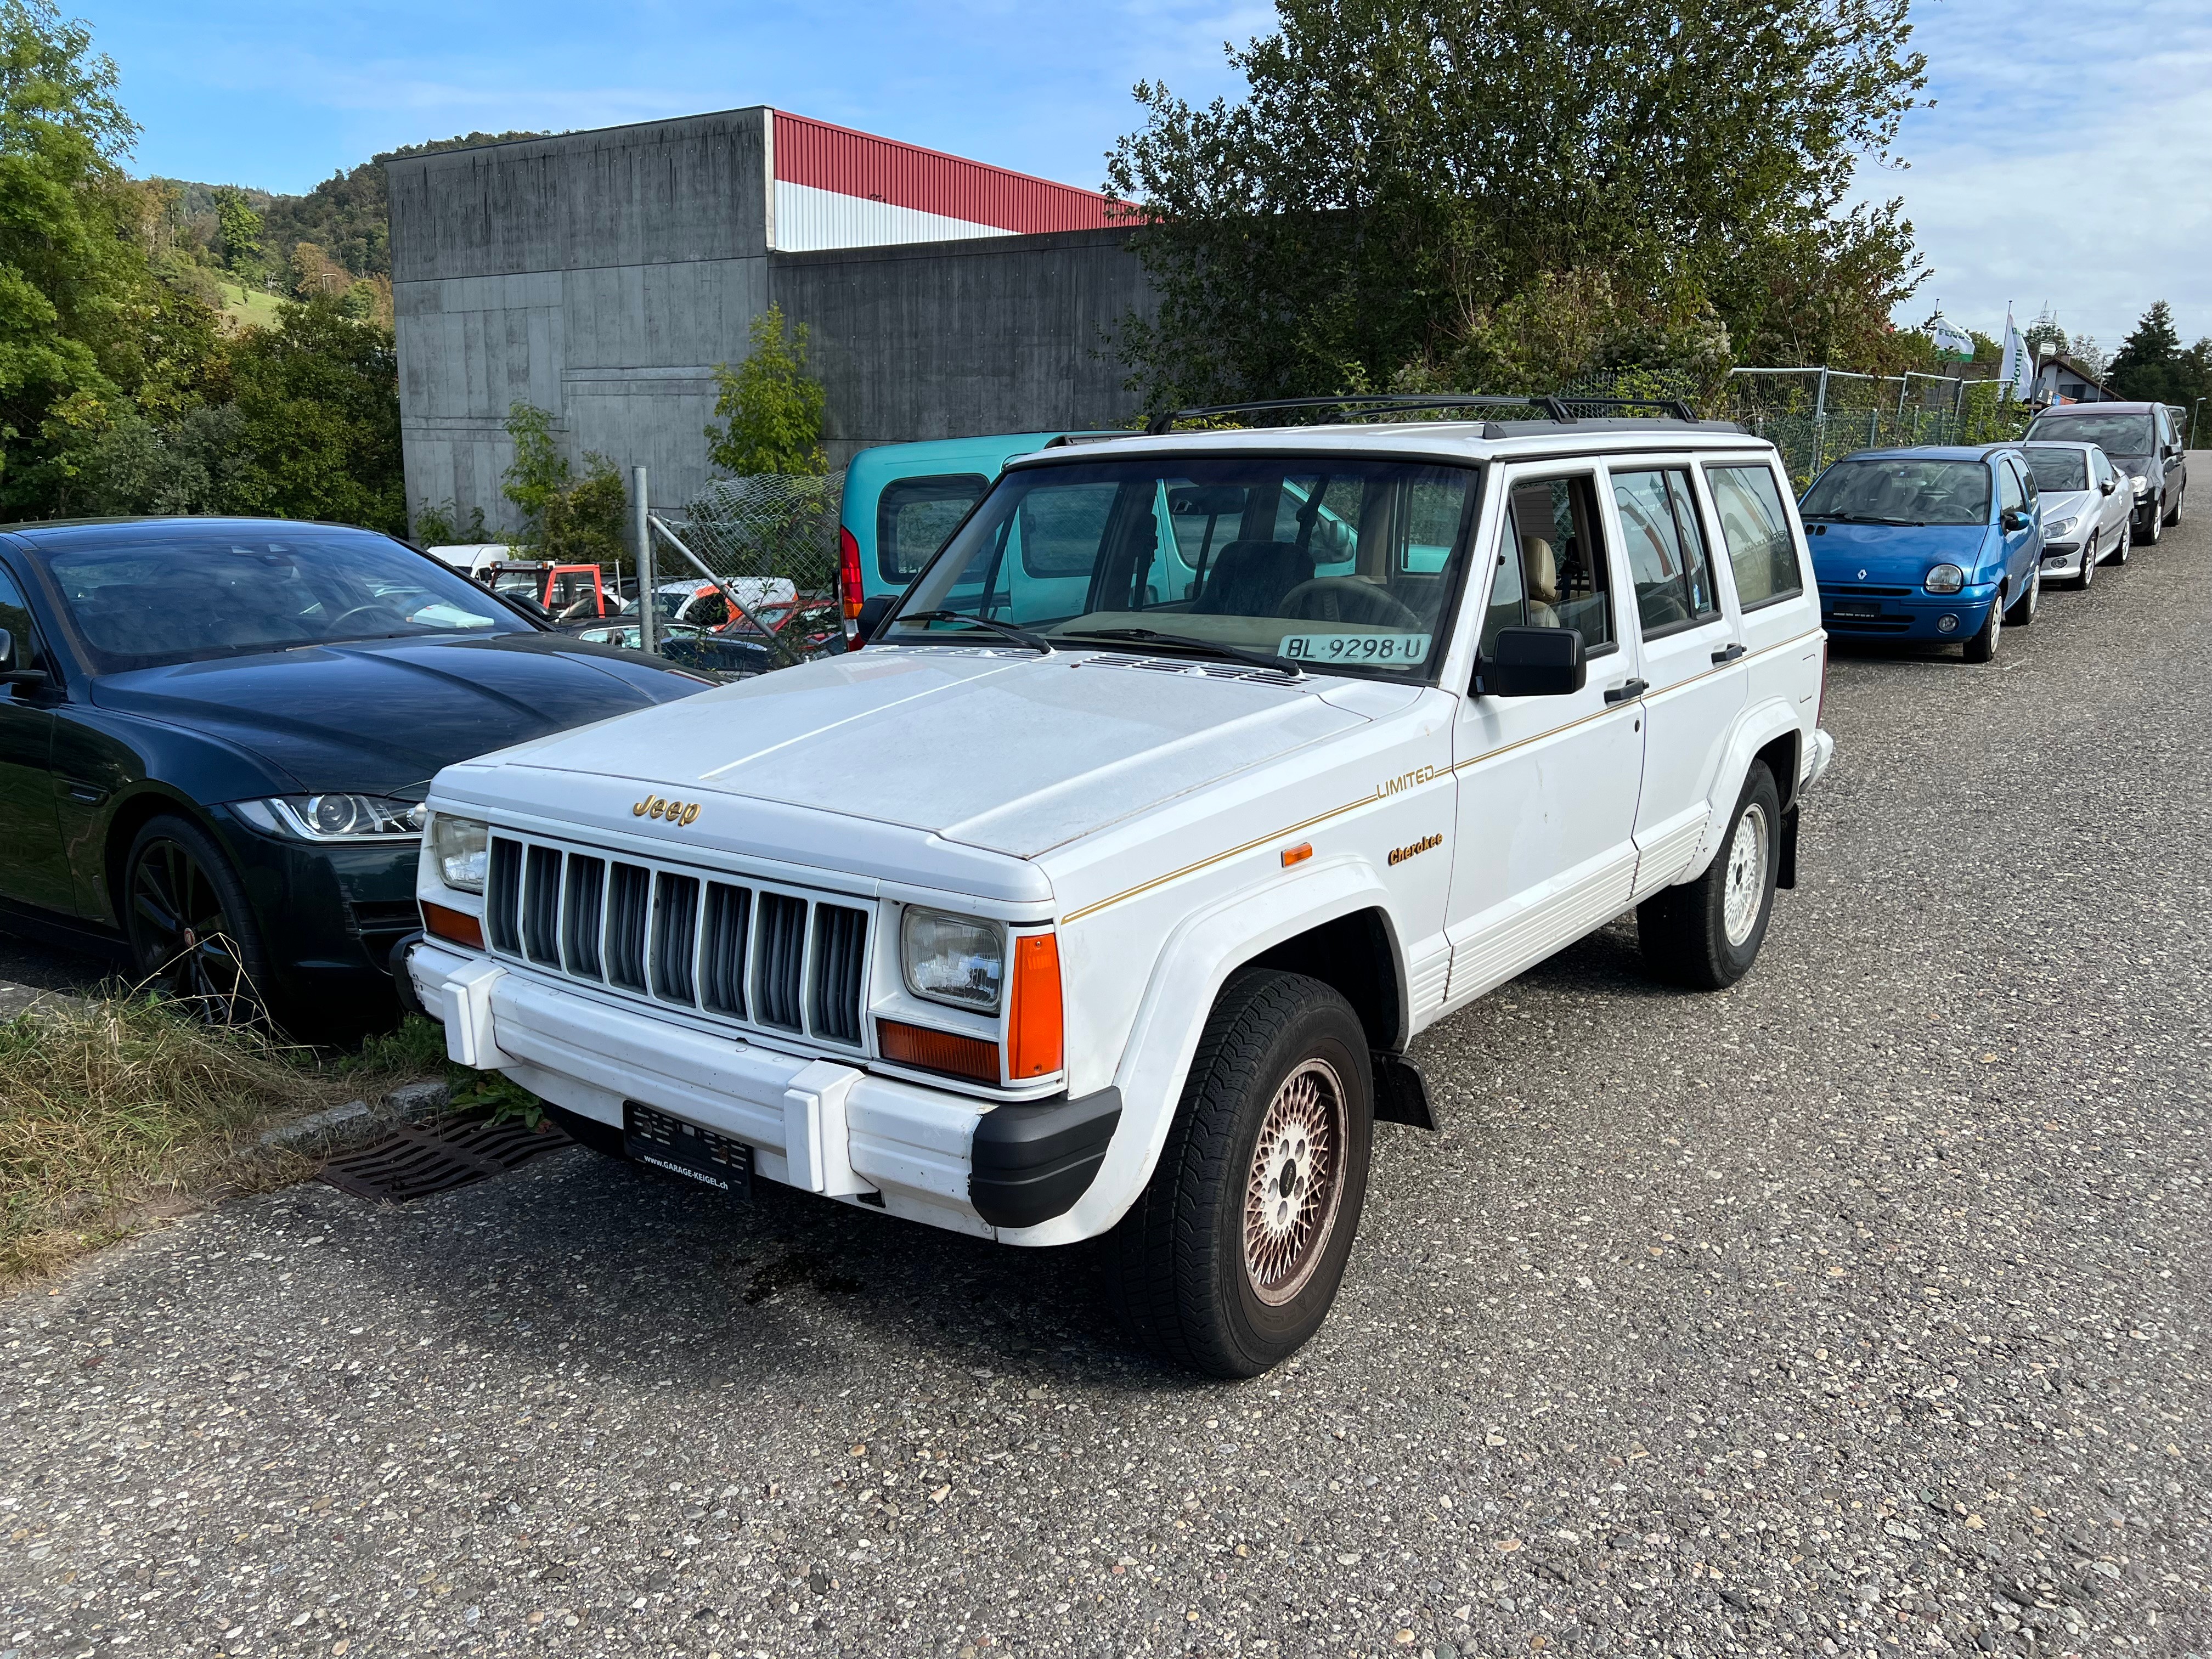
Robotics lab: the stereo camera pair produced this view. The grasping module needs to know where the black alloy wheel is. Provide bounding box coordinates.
[124,814,269,1025]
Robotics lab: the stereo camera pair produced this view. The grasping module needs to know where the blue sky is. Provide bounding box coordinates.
[84,0,2211,358]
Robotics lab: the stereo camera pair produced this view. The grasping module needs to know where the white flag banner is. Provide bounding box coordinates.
[1997,308,2022,393]
[1929,314,1974,360]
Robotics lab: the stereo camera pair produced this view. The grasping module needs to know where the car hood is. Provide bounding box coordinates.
[2039,489,2094,521]
[1810,522,1992,582]
[475,646,1373,859]
[92,633,705,796]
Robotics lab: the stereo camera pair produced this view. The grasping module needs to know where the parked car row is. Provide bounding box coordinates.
[1800,400,2185,662]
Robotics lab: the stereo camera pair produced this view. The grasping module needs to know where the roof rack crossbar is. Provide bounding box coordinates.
[1143,393,1533,435]
[1539,394,1701,424]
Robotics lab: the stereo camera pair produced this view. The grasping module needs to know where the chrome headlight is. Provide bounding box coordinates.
[1924,564,1965,594]
[2043,515,2076,539]
[427,814,490,893]
[2131,475,2150,496]
[901,908,1004,1013]
[234,794,426,842]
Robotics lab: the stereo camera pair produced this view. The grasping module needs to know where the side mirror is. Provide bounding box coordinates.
[852,592,895,648]
[2099,478,2117,495]
[2000,507,2030,533]
[1476,627,1586,698]
[0,628,39,686]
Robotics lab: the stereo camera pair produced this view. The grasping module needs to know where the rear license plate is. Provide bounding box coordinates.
[623,1101,753,1198]
[1832,601,1882,618]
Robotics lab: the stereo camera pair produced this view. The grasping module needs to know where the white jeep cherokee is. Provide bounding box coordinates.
[406,406,1834,1376]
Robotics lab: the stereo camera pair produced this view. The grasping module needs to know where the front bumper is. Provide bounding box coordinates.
[1821,588,1995,641]
[212,812,421,1007]
[405,941,1117,1240]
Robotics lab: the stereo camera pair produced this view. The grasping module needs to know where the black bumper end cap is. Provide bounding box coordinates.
[1372,1049,1435,1130]
[388,930,435,1022]
[969,1087,1122,1230]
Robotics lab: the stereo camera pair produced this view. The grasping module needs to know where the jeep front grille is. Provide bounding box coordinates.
[484,834,870,1048]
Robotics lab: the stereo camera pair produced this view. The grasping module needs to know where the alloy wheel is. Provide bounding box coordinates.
[1722,802,1770,949]
[129,838,259,1022]
[1243,1058,1350,1306]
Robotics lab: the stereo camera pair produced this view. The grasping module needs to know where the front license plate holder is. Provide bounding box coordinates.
[623,1101,753,1199]
[1832,601,1882,618]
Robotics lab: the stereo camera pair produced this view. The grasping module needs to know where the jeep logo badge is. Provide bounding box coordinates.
[634,794,701,826]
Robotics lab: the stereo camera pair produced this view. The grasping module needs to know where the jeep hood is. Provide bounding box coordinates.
[482,646,1372,858]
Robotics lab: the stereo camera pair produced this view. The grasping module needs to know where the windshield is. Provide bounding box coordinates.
[1800,459,1992,527]
[38,526,534,672]
[2026,412,2152,454]
[886,457,1480,678]
[2023,447,2089,493]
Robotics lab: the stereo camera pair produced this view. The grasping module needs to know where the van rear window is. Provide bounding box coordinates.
[878,475,989,582]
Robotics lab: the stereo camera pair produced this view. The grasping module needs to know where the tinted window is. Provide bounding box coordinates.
[1997,462,2025,513]
[1612,467,1720,636]
[2024,447,2088,492]
[0,563,41,670]
[2026,412,2153,454]
[1801,459,1993,527]
[877,474,988,582]
[1483,475,1613,656]
[35,527,532,672]
[893,458,1480,681]
[1705,464,1802,608]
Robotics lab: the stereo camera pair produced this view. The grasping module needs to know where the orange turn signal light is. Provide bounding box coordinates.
[421,900,484,950]
[1007,933,1064,1079]
[878,1019,1001,1085]
[1280,842,1313,868]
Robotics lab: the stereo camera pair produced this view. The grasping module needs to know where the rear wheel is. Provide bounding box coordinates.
[1107,970,1373,1377]
[2003,562,2040,625]
[1961,595,2002,663]
[123,814,270,1026]
[1637,763,1782,990]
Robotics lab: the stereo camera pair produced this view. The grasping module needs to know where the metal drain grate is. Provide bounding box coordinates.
[320,1110,573,1204]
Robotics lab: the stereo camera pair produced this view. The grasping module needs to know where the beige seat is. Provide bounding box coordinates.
[1520,535,1561,628]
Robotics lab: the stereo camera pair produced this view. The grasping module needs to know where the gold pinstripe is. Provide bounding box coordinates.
[1057,625,1825,925]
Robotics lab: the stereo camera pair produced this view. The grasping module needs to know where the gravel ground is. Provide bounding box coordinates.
[4,509,2208,1658]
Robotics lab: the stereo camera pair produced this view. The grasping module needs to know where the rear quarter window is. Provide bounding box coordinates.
[877,474,989,583]
[1705,462,1804,610]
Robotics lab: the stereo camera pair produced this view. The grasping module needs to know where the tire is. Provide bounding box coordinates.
[2142,501,2163,545]
[2110,518,2131,566]
[2070,533,2096,590]
[122,813,273,1026]
[2163,487,2181,527]
[1637,763,1782,990]
[2003,562,2040,626]
[1106,970,1374,1377]
[1961,593,2002,662]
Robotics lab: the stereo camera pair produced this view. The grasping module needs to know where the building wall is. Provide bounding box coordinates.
[389,110,1156,537]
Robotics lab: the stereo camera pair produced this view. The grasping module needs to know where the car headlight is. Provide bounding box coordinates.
[901,908,1004,1013]
[2043,515,2076,539]
[234,794,426,842]
[1924,564,1965,594]
[427,814,490,893]
[2131,475,2149,496]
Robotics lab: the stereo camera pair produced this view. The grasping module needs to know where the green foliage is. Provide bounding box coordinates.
[256,132,548,283]
[410,498,488,546]
[217,294,404,531]
[2107,301,2212,415]
[2021,307,2067,363]
[501,401,629,568]
[212,185,263,281]
[1108,0,1928,407]
[705,305,828,475]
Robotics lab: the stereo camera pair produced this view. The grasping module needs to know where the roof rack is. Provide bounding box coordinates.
[1537,394,1701,423]
[1143,393,1533,435]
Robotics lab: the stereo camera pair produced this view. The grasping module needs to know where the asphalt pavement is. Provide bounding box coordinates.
[4,508,2209,1658]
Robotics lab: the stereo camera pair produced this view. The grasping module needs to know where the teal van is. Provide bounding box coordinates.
[838,433,1108,617]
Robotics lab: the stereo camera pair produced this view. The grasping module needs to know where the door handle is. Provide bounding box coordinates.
[1604,678,1647,705]
[1711,643,1746,664]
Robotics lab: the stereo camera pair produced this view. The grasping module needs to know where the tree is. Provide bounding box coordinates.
[704,305,827,475]
[500,401,629,567]
[212,185,263,283]
[1107,0,1927,407]
[221,295,404,531]
[2108,301,2192,404]
[2021,307,2067,363]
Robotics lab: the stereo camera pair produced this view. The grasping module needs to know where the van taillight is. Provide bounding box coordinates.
[838,527,864,621]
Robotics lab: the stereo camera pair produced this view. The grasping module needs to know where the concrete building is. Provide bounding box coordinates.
[387,108,1158,532]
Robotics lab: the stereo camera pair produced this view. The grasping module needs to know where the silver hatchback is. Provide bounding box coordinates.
[2024,441,2132,588]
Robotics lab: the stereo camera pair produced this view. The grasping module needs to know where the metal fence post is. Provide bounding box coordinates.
[633,466,657,657]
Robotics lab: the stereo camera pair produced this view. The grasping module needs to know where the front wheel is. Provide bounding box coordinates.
[2109,518,2131,566]
[1107,970,1373,1378]
[1961,595,2002,663]
[123,814,270,1026]
[2003,562,2040,625]
[1637,762,1782,990]
[2071,534,2096,590]
[2163,487,2182,527]
[2142,501,2164,545]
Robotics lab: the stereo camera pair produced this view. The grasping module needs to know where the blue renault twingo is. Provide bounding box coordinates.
[1801,445,2045,663]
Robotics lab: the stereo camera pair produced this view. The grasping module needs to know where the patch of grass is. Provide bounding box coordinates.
[339,1014,549,1128]
[0,995,348,1284]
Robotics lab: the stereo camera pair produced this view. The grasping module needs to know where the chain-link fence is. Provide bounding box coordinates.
[1717,369,2031,489]
[645,472,847,673]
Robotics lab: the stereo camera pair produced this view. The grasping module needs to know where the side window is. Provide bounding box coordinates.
[2091,449,2110,485]
[1997,463,2024,515]
[1705,464,1802,608]
[877,474,989,583]
[1485,475,1612,656]
[2020,461,2038,505]
[0,565,41,669]
[1019,482,1121,578]
[1611,467,1720,636]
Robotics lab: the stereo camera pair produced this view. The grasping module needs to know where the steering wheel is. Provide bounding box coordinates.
[1276,577,1421,629]
[326,603,398,633]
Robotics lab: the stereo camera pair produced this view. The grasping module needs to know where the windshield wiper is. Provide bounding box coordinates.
[889,610,1054,655]
[1804,511,1926,527]
[1058,627,1305,678]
